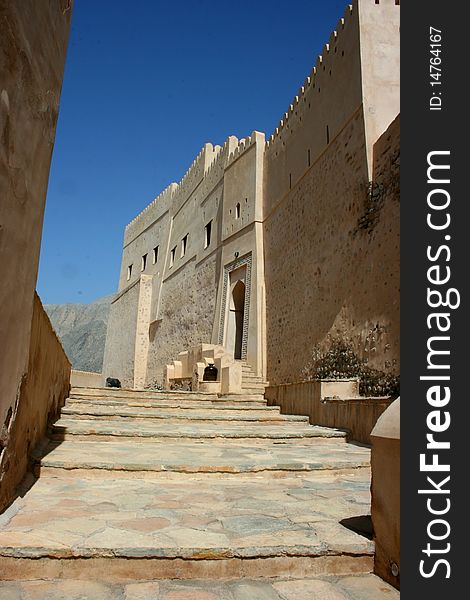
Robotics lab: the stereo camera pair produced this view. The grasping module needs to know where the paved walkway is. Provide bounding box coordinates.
[0,387,398,597]
[0,574,399,599]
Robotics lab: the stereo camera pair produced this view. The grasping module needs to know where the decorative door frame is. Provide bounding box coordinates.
[218,252,252,360]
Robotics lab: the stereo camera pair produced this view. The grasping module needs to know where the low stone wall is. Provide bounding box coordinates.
[371,398,400,589]
[71,370,102,388]
[265,380,393,444]
[0,294,71,511]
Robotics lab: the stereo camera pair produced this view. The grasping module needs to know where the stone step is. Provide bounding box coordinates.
[241,373,267,381]
[0,574,400,597]
[241,379,269,386]
[60,405,304,425]
[66,394,268,409]
[0,472,374,580]
[70,387,219,402]
[66,397,272,410]
[216,394,266,402]
[50,419,347,443]
[35,439,369,477]
[240,387,268,395]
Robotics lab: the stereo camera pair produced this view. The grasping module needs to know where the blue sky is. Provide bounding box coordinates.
[37,0,347,304]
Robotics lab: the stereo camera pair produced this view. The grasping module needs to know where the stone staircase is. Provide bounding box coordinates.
[0,386,399,598]
[240,361,269,395]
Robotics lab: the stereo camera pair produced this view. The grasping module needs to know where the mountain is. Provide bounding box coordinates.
[44,294,114,373]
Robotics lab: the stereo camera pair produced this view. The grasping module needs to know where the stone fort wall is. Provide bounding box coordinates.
[0,1,72,508]
[103,0,400,389]
[263,0,399,386]
[264,113,400,386]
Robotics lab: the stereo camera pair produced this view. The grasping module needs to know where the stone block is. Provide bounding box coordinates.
[371,398,400,589]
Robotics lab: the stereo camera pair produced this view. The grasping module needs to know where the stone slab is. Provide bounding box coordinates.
[0,575,399,598]
[66,398,274,411]
[51,419,347,441]
[0,472,372,560]
[61,405,308,424]
[37,440,370,474]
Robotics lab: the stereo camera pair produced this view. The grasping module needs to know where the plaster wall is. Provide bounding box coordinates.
[358,0,400,174]
[265,380,392,445]
[0,0,72,436]
[0,294,71,511]
[70,370,102,388]
[264,2,363,213]
[146,254,218,386]
[264,0,399,210]
[104,134,268,385]
[264,112,399,386]
[119,203,171,294]
[101,281,140,388]
[371,398,400,589]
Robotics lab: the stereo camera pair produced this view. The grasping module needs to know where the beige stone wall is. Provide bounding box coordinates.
[264,112,399,386]
[0,0,72,440]
[0,294,71,511]
[264,2,363,212]
[371,399,400,588]
[104,134,268,385]
[265,381,392,445]
[119,187,173,293]
[146,255,218,385]
[70,370,102,388]
[103,0,399,389]
[102,282,140,388]
[358,0,400,174]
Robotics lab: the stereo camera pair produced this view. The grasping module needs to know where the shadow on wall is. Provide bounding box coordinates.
[301,338,399,398]
[0,294,71,512]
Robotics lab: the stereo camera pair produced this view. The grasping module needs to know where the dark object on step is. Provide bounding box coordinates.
[106,377,121,388]
[203,363,218,382]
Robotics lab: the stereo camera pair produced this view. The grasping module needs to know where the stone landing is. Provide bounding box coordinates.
[0,387,398,598]
[0,574,399,599]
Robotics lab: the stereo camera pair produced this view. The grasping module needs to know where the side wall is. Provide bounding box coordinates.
[0,294,71,511]
[265,381,392,445]
[101,282,140,388]
[146,254,219,386]
[0,0,72,446]
[0,1,72,507]
[264,113,400,386]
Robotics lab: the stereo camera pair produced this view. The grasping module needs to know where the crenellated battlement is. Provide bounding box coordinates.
[103,0,400,400]
[175,144,210,202]
[266,3,354,151]
[124,132,264,246]
[225,132,259,168]
[124,182,178,246]
[198,136,239,200]
[122,0,399,248]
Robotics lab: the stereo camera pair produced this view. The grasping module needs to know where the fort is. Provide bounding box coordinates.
[103,0,400,398]
[0,0,402,594]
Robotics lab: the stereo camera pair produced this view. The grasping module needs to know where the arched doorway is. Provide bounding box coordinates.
[226,268,246,359]
[231,280,245,359]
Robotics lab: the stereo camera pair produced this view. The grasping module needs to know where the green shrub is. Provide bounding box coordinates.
[305,339,400,398]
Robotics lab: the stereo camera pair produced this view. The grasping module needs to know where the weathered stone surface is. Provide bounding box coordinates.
[0,0,72,512]
[124,582,160,600]
[0,576,400,599]
[0,471,373,561]
[273,578,349,600]
[38,439,369,474]
[61,404,308,423]
[1,386,381,591]
[52,418,346,442]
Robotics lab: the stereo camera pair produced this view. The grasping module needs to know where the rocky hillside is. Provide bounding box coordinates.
[44,294,113,373]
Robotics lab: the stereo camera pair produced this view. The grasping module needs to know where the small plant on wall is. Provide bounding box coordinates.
[302,338,400,398]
